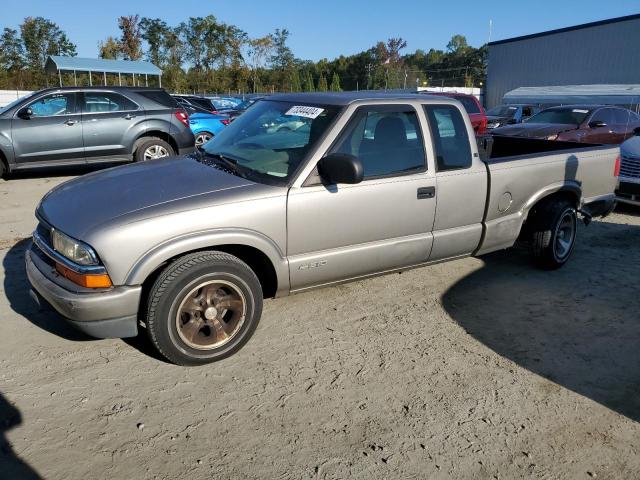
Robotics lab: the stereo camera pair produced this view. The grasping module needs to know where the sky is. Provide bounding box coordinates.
[2,0,639,61]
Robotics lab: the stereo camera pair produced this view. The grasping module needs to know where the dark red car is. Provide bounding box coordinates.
[421,92,488,134]
[492,105,640,144]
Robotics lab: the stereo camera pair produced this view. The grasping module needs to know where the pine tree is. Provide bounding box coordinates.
[330,72,342,92]
[317,72,328,92]
[303,71,315,92]
[290,69,302,92]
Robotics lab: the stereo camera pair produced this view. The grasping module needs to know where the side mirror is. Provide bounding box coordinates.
[18,107,33,119]
[634,127,640,137]
[589,120,607,129]
[318,153,363,185]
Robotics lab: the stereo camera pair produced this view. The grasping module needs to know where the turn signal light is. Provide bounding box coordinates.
[55,264,113,288]
[614,155,621,177]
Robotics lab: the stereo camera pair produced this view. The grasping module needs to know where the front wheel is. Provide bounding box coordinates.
[530,199,578,270]
[145,251,263,366]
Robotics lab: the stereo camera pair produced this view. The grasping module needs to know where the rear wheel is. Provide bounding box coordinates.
[194,131,213,147]
[530,198,578,270]
[135,137,175,162]
[145,251,263,366]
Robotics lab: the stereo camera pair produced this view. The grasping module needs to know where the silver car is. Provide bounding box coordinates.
[26,93,618,365]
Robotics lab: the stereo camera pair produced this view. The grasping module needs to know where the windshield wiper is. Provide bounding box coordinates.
[201,151,244,177]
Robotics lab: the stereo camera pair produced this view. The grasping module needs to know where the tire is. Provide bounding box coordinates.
[145,251,263,366]
[530,198,578,270]
[194,131,213,147]
[135,137,175,162]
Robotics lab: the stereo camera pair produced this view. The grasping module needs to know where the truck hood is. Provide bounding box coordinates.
[38,156,255,239]
[492,123,577,138]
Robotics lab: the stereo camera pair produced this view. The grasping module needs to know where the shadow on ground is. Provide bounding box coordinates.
[3,239,93,341]
[0,394,41,479]
[442,219,640,422]
[3,163,118,181]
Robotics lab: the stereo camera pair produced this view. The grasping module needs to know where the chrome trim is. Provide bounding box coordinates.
[32,230,108,275]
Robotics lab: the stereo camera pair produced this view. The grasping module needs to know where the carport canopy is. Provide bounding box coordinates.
[45,55,162,87]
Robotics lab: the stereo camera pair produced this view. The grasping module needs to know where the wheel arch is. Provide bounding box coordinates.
[519,183,581,240]
[129,230,289,301]
[133,130,179,157]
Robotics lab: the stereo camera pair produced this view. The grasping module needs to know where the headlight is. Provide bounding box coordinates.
[545,134,559,141]
[51,229,99,266]
[488,122,500,129]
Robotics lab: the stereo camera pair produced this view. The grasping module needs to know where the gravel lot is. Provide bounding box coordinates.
[1,169,639,480]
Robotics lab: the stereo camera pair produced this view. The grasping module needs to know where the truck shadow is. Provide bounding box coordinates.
[442,219,640,422]
[0,394,42,479]
[2,239,93,341]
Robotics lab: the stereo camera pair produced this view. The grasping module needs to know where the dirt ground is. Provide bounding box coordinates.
[1,169,639,480]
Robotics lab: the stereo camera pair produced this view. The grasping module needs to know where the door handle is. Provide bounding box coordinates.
[417,186,436,199]
[124,113,136,120]
[64,119,78,126]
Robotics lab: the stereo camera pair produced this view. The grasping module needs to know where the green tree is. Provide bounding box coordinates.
[98,36,121,60]
[248,35,274,93]
[139,18,169,66]
[302,71,315,92]
[289,69,302,92]
[317,72,328,92]
[446,34,469,54]
[118,15,143,60]
[0,28,25,71]
[330,72,341,91]
[20,16,76,69]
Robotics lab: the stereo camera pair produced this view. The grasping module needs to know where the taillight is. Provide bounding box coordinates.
[174,110,189,128]
[221,119,230,126]
[614,155,621,177]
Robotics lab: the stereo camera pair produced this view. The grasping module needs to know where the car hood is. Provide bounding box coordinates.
[621,136,640,156]
[38,156,258,239]
[492,123,577,138]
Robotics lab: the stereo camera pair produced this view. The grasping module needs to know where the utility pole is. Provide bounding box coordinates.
[366,63,373,90]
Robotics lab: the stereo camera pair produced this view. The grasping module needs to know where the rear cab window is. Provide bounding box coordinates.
[424,104,472,171]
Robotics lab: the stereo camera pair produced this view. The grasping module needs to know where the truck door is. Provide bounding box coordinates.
[286,104,437,291]
[423,104,488,261]
[11,92,84,166]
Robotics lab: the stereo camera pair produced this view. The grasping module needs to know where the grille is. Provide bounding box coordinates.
[620,154,640,179]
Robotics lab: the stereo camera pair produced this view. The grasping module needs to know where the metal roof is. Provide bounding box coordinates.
[45,56,161,75]
[488,13,640,46]
[504,85,640,105]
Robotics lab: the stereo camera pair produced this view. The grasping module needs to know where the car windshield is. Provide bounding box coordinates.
[201,100,341,185]
[486,105,518,117]
[527,108,591,125]
[0,92,36,115]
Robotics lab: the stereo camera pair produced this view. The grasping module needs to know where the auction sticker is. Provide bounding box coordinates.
[285,106,324,119]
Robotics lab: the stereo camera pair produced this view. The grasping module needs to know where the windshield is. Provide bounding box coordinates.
[527,108,590,125]
[486,105,518,117]
[202,100,341,185]
[0,92,36,115]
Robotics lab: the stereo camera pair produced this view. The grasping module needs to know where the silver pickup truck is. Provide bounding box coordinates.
[26,92,619,365]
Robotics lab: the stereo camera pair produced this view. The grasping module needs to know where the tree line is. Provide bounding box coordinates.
[0,15,486,94]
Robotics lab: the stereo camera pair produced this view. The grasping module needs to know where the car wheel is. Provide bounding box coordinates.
[194,131,213,147]
[145,251,263,366]
[530,198,578,270]
[135,137,175,162]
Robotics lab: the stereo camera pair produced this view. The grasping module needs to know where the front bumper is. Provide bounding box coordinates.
[25,245,141,338]
[615,178,640,207]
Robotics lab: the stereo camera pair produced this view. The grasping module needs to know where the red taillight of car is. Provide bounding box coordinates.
[174,110,189,128]
[221,119,230,126]
[614,155,621,177]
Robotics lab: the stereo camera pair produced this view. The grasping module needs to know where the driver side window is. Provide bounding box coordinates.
[27,93,76,117]
[331,106,426,178]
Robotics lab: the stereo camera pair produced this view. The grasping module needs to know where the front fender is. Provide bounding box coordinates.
[125,228,290,296]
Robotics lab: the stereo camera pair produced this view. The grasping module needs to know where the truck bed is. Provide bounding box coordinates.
[474,134,620,256]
